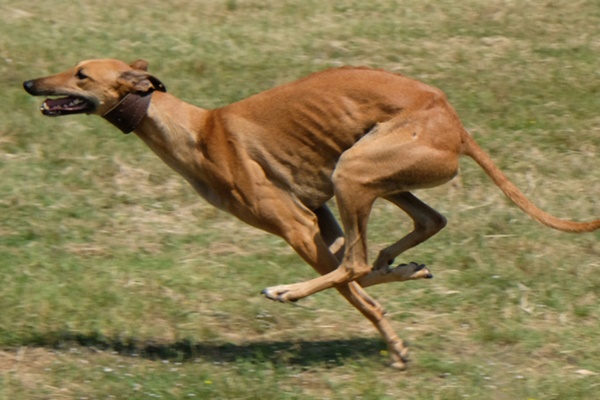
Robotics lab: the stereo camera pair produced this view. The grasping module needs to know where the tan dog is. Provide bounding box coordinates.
[23,59,600,369]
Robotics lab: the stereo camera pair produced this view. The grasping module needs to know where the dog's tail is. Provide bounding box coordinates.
[460,130,600,233]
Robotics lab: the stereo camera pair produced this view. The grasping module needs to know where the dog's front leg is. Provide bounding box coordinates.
[258,202,409,369]
[261,161,377,303]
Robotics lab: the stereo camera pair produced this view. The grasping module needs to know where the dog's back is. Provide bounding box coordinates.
[209,67,448,207]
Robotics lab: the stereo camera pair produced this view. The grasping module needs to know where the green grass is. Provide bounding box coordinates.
[1,0,600,398]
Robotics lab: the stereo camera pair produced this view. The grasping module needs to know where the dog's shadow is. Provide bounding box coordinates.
[30,331,387,367]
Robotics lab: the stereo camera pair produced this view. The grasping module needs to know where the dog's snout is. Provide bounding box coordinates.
[23,80,36,95]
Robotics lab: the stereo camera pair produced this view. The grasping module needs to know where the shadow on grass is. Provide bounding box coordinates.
[23,331,387,367]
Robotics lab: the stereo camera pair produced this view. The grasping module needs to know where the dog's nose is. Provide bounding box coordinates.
[23,80,35,94]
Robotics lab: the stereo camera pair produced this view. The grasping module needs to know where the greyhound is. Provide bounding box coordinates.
[23,59,599,369]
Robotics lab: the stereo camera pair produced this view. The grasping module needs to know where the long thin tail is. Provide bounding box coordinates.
[460,131,600,233]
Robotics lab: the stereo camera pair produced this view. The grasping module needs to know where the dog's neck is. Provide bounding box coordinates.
[103,91,154,134]
[131,92,228,210]
[131,91,209,174]
[133,91,206,146]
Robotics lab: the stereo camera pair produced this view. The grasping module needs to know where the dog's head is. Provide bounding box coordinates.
[23,59,166,117]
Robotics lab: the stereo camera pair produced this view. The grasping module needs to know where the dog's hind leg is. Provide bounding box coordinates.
[373,192,447,270]
[356,192,445,288]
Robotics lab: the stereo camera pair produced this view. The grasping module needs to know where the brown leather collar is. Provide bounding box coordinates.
[102,91,154,134]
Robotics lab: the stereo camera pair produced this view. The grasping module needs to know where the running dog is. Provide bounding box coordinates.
[23,59,600,369]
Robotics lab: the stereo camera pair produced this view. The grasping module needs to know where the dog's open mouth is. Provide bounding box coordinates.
[40,96,95,116]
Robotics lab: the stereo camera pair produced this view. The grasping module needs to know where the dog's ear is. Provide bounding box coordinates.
[130,59,149,71]
[118,69,167,93]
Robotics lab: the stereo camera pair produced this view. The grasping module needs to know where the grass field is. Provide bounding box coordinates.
[1,0,599,398]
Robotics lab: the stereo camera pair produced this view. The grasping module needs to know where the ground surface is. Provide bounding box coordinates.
[1,1,599,398]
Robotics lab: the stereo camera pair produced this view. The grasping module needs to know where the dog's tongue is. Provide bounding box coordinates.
[41,96,88,116]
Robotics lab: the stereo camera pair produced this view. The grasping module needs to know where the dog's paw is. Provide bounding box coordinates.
[398,262,433,279]
[261,286,297,303]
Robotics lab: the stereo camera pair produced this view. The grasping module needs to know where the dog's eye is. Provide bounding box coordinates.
[76,69,88,80]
